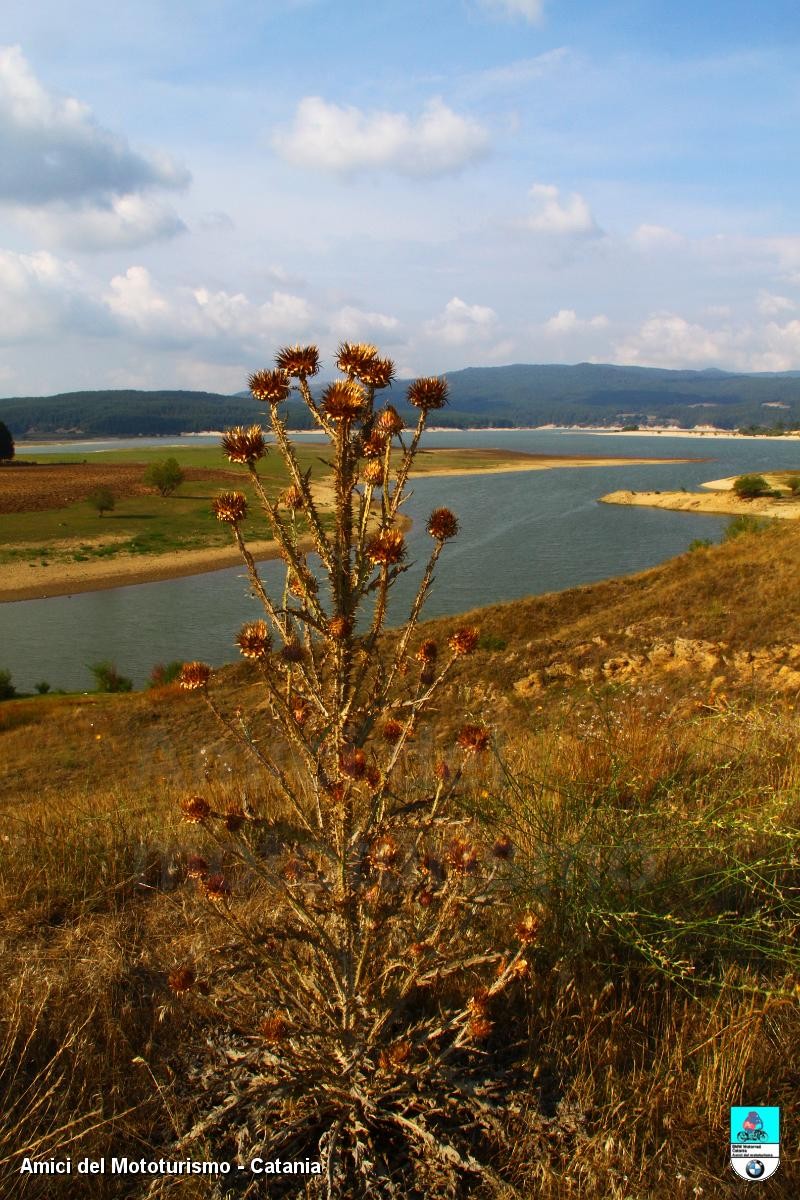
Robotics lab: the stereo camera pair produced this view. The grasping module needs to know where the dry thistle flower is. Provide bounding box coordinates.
[446,837,479,875]
[515,912,541,945]
[249,368,290,404]
[327,615,352,640]
[416,640,438,664]
[212,490,248,524]
[448,627,479,656]
[321,379,366,420]
[222,424,267,464]
[419,852,444,880]
[456,724,491,754]
[375,404,404,436]
[379,1039,412,1070]
[362,459,385,486]
[168,965,196,994]
[181,795,211,823]
[180,661,211,690]
[205,874,230,902]
[224,809,246,832]
[282,857,304,883]
[417,888,435,907]
[361,431,388,458]
[280,640,304,664]
[186,854,209,879]
[427,507,459,541]
[275,344,319,377]
[336,341,378,376]
[370,834,400,871]
[260,1015,290,1044]
[382,718,404,743]
[366,528,406,566]
[280,485,304,510]
[467,1015,494,1041]
[407,376,448,410]
[290,695,311,726]
[434,759,450,781]
[492,834,514,861]
[340,747,367,780]
[366,764,381,790]
[359,356,395,389]
[236,620,272,659]
[468,988,491,1016]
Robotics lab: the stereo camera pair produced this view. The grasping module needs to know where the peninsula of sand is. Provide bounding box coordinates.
[600,471,800,521]
[0,450,693,602]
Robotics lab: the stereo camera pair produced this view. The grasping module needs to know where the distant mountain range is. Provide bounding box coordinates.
[4,363,800,439]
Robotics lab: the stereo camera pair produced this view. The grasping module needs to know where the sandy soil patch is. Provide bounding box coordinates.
[599,489,800,520]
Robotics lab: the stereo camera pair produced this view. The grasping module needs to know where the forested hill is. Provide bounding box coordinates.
[4,363,800,438]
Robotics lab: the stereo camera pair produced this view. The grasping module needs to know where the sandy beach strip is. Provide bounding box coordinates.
[599,488,800,520]
[0,454,695,602]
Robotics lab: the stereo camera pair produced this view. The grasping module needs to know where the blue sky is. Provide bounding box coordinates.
[2,0,800,394]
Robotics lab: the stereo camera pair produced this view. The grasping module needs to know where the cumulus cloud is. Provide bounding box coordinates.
[543,308,608,335]
[105,266,311,345]
[12,194,186,251]
[757,290,795,316]
[425,296,497,346]
[479,0,545,23]
[0,45,189,250]
[631,223,685,251]
[0,248,102,342]
[524,183,600,236]
[273,96,490,177]
[613,313,733,369]
[329,305,400,340]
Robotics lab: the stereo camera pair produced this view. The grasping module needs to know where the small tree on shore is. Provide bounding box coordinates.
[89,661,132,692]
[733,473,769,499]
[87,487,115,517]
[0,420,14,463]
[144,456,184,496]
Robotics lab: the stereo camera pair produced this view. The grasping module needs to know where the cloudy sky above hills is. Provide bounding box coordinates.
[2,0,800,394]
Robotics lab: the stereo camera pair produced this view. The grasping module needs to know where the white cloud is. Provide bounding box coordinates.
[479,0,545,23]
[524,183,600,236]
[0,248,99,342]
[12,194,186,250]
[425,296,498,346]
[273,96,490,177]
[757,290,795,316]
[614,313,733,368]
[0,45,188,206]
[543,308,608,335]
[329,305,400,340]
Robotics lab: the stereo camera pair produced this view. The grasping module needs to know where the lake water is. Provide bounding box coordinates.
[4,430,800,692]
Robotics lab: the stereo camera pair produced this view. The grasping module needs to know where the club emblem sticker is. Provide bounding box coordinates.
[730,1107,780,1181]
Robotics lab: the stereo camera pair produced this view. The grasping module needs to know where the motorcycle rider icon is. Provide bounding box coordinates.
[738,1112,767,1142]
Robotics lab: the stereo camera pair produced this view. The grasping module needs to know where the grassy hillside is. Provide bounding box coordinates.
[1,523,798,1197]
[5,362,800,437]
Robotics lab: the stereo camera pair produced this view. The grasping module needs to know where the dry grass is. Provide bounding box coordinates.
[1,526,798,1196]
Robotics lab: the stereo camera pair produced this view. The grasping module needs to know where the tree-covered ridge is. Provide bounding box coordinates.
[4,363,800,437]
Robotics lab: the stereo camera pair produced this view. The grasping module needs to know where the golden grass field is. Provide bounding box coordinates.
[1,519,798,1196]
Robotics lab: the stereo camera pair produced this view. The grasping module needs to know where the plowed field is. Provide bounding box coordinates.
[0,463,238,514]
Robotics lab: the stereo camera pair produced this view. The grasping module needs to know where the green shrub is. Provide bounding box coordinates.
[143,457,185,497]
[34,681,51,695]
[89,661,133,693]
[785,475,800,495]
[688,537,712,552]
[732,473,769,499]
[148,660,184,687]
[479,633,507,652]
[723,514,773,541]
[0,669,16,700]
[87,487,115,517]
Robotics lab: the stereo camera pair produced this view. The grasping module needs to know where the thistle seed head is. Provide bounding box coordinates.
[379,1039,412,1070]
[236,620,272,659]
[280,485,304,510]
[339,747,367,780]
[416,640,438,664]
[224,809,246,832]
[181,795,211,823]
[168,965,196,994]
[448,627,479,656]
[321,379,367,420]
[327,615,352,640]
[280,640,305,664]
[358,356,395,389]
[362,459,385,486]
[515,912,541,945]
[260,1014,290,1044]
[186,855,209,879]
[336,341,379,376]
[382,718,404,743]
[212,490,248,524]
[369,834,400,871]
[426,507,459,541]
[180,662,211,690]
[366,528,406,566]
[361,432,388,458]
[282,857,304,883]
[407,376,448,410]
[492,834,514,860]
[456,724,491,754]
[275,344,320,378]
[468,987,491,1016]
[249,368,290,404]
[221,424,267,464]
[446,837,479,875]
[468,1015,494,1041]
[375,404,404,436]
[205,873,230,902]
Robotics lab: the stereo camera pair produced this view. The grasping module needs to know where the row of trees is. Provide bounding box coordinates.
[0,420,14,462]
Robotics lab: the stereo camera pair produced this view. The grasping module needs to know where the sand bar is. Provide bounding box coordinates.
[600,471,800,520]
[0,452,696,602]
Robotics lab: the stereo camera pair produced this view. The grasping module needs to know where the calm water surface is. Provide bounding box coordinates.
[4,430,800,691]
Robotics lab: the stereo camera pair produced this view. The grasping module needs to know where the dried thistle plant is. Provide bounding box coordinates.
[172,342,532,1196]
